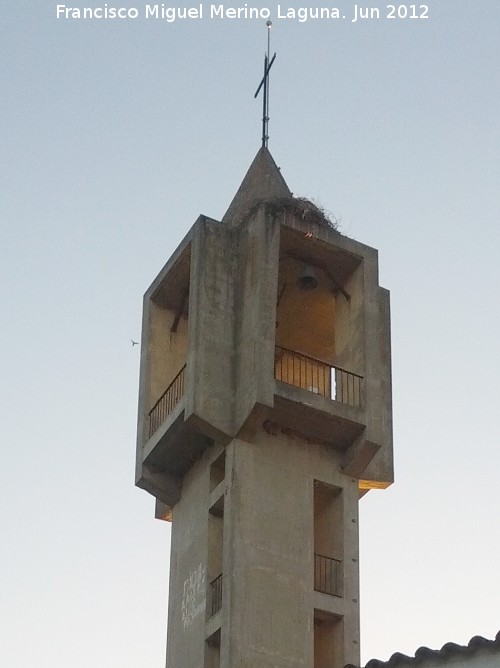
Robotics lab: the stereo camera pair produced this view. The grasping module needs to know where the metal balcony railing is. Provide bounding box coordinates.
[314,554,342,597]
[274,346,362,408]
[209,573,223,617]
[147,365,186,439]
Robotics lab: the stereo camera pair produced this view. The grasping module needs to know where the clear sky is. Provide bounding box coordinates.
[1,1,499,666]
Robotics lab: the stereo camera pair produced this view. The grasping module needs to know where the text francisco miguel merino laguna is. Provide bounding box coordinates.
[56,3,416,22]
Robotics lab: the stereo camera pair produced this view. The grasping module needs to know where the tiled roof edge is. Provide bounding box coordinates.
[350,630,500,668]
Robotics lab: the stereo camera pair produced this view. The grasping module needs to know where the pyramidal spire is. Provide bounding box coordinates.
[222,147,291,227]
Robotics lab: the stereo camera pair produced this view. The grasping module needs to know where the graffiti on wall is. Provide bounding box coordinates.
[181,563,206,629]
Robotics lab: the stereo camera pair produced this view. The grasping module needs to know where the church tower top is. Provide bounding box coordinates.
[222,146,291,227]
[136,126,393,668]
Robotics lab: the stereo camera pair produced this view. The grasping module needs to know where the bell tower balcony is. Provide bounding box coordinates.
[274,347,363,408]
[272,345,365,450]
[256,209,392,484]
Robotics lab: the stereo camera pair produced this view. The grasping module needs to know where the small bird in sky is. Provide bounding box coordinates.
[131,339,139,346]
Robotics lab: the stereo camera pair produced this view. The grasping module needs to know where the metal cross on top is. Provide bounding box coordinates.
[254,21,276,148]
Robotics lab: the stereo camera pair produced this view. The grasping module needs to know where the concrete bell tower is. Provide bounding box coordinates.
[135,147,393,668]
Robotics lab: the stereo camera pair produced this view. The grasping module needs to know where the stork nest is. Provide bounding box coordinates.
[266,196,340,232]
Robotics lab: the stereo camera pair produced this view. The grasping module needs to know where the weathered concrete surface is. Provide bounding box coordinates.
[165,431,361,668]
[184,218,237,440]
[135,146,394,668]
[233,204,280,435]
[137,199,393,486]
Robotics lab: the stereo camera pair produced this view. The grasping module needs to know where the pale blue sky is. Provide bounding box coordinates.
[2,1,499,666]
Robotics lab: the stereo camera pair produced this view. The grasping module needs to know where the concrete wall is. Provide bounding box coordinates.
[334,262,364,378]
[184,219,236,440]
[164,429,361,668]
[359,285,393,484]
[137,196,393,668]
[233,205,280,433]
[166,445,216,668]
[224,428,360,668]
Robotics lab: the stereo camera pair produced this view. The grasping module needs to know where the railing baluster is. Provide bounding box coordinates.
[314,554,342,597]
[209,573,223,617]
[274,347,362,408]
[148,365,186,439]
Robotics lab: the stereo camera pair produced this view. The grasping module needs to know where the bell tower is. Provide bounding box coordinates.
[135,147,393,668]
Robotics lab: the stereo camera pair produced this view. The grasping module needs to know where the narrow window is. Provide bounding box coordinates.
[207,497,224,617]
[314,481,343,597]
[210,451,226,492]
[204,629,221,668]
[314,610,343,668]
